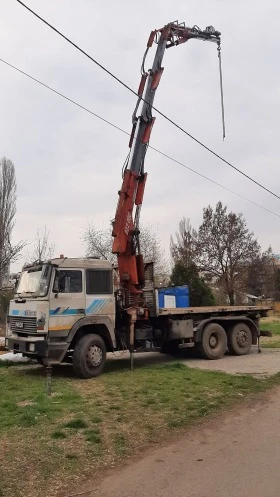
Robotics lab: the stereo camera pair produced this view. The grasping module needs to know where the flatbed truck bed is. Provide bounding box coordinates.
[158,305,272,316]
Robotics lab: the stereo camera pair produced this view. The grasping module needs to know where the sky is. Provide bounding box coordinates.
[1,0,280,272]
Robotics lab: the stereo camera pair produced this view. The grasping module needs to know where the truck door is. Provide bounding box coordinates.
[49,268,85,336]
[85,268,115,326]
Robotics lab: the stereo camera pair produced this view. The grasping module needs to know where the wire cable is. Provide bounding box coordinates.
[1,56,280,220]
[15,0,280,202]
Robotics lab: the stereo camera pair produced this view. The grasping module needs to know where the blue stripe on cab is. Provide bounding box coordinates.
[49,308,82,316]
[86,299,107,314]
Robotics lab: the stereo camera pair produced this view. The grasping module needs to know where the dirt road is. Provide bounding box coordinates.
[72,387,280,497]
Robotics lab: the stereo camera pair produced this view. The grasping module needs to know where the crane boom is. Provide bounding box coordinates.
[112,21,221,305]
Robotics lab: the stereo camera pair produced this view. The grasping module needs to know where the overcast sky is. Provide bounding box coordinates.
[1,0,280,272]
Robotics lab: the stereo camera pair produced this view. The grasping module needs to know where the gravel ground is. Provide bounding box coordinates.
[108,346,280,378]
[2,341,279,377]
[182,346,280,377]
[0,352,28,361]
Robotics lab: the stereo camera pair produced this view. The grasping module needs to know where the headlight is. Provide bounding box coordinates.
[29,343,35,352]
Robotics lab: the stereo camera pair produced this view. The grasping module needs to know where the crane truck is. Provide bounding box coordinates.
[5,22,271,378]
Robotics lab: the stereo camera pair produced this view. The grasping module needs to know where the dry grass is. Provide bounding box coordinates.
[261,315,280,323]
[0,360,279,497]
[260,317,280,348]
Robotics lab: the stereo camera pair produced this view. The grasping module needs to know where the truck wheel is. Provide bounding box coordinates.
[227,323,252,355]
[73,334,106,379]
[199,323,227,360]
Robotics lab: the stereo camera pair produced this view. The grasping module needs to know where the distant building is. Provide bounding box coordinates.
[243,294,261,305]
[272,254,280,265]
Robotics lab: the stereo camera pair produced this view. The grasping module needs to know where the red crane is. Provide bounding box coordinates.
[112,22,222,358]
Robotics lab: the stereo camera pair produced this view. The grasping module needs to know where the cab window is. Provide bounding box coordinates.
[86,269,112,294]
[53,270,82,293]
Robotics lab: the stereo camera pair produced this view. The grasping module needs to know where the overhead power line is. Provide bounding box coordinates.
[16,0,280,202]
[1,56,280,220]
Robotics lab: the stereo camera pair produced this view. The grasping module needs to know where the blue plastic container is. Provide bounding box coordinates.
[158,286,189,308]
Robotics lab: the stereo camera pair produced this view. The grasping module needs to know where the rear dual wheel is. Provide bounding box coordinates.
[199,323,227,360]
[199,322,252,359]
[227,323,252,355]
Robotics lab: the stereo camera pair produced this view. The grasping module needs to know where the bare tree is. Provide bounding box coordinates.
[0,157,24,288]
[170,217,197,266]
[239,247,276,299]
[83,223,169,285]
[138,224,170,286]
[25,227,55,264]
[83,225,115,263]
[196,202,260,305]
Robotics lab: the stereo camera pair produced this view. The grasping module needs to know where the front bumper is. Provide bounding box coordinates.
[6,335,69,364]
[6,336,47,356]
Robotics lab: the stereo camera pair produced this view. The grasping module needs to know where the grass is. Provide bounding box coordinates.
[0,360,280,497]
[260,317,280,348]
[85,428,102,444]
[51,430,67,439]
[0,360,29,368]
[261,340,280,349]
[63,418,88,430]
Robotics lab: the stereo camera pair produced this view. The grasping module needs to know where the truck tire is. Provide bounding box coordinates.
[199,323,227,360]
[227,323,252,355]
[73,334,106,379]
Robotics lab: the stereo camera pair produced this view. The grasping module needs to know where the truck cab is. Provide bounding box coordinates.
[6,257,116,376]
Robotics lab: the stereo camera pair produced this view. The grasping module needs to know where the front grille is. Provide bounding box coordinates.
[10,316,37,334]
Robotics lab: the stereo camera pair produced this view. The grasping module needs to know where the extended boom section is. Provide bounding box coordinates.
[112,22,221,305]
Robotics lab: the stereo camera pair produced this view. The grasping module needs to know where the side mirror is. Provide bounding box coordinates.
[53,270,61,294]
[53,281,59,294]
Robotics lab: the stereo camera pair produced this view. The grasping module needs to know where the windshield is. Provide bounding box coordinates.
[16,264,52,297]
